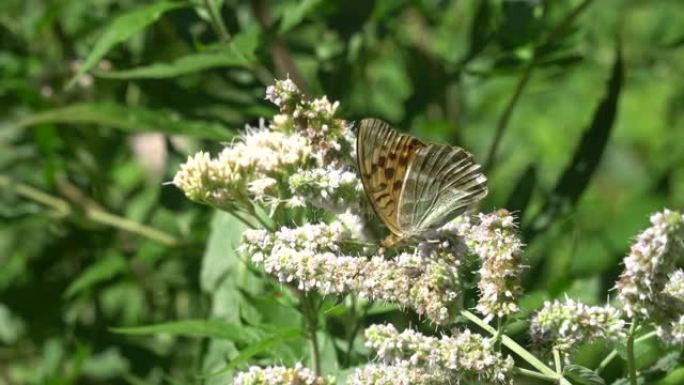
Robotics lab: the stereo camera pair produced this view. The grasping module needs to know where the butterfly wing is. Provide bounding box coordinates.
[398,143,488,233]
[356,118,425,236]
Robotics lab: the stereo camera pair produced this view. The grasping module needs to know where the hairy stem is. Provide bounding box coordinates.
[626,320,639,385]
[516,367,559,382]
[553,348,563,376]
[461,310,562,381]
[300,293,321,375]
[597,330,656,373]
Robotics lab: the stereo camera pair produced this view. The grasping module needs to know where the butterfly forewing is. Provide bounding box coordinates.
[356,118,424,236]
[398,143,488,234]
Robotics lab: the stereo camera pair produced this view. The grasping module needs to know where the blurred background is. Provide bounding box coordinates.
[1,0,683,384]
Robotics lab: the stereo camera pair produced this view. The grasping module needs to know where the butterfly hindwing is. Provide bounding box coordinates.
[398,143,488,233]
[356,118,424,236]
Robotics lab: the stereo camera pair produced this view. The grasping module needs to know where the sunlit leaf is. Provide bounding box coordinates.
[279,0,323,33]
[526,47,623,240]
[110,320,259,343]
[10,103,233,140]
[67,1,188,88]
[204,329,302,377]
[563,364,605,385]
[95,31,259,79]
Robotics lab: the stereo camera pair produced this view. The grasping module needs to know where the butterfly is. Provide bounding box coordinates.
[355,118,488,247]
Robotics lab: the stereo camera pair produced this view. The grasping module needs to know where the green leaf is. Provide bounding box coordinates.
[204,328,302,378]
[563,364,606,385]
[67,1,188,88]
[10,103,233,140]
[279,0,323,33]
[505,165,537,221]
[526,46,623,240]
[465,0,496,61]
[95,31,259,79]
[110,320,258,343]
[64,253,128,298]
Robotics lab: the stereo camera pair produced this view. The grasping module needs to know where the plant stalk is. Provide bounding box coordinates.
[0,174,179,246]
[300,293,321,375]
[516,367,559,382]
[597,330,656,373]
[483,0,596,172]
[626,320,638,385]
[461,310,562,381]
[203,0,231,42]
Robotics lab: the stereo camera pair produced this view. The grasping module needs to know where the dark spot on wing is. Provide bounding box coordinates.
[378,156,386,167]
[385,168,395,179]
[393,181,402,191]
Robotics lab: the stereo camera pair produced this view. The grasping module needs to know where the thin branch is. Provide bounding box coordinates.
[483,62,534,171]
[250,0,311,95]
[626,320,639,385]
[483,0,596,172]
[597,330,656,373]
[461,310,561,380]
[203,0,231,42]
[515,367,558,382]
[300,292,321,375]
[0,174,180,246]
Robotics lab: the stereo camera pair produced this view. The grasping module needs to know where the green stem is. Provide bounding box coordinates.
[597,330,656,373]
[626,320,639,385]
[461,310,562,380]
[483,61,534,172]
[483,0,596,172]
[0,174,180,246]
[553,348,563,376]
[516,367,559,382]
[300,293,321,375]
[203,0,230,42]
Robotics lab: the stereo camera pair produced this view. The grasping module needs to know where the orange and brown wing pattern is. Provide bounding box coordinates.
[356,118,425,236]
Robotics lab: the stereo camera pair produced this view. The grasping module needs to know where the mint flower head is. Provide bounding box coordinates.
[444,210,524,320]
[657,270,684,345]
[616,209,684,320]
[234,363,335,385]
[529,298,625,355]
[348,363,439,385]
[240,220,465,324]
[172,128,312,209]
[362,324,514,384]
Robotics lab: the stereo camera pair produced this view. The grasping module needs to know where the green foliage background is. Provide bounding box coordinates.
[1,0,683,384]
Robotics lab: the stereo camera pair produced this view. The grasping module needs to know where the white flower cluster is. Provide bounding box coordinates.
[446,210,523,320]
[616,209,684,319]
[173,129,312,208]
[657,270,684,345]
[175,78,353,212]
[233,363,335,385]
[348,362,439,385]
[264,78,300,108]
[266,79,353,166]
[529,298,626,354]
[240,221,464,324]
[357,324,514,385]
[289,165,363,212]
[664,270,684,300]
